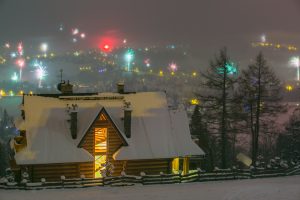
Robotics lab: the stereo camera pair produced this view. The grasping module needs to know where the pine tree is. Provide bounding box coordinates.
[190,105,204,137]
[277,108,300,162]
[0,139,8,176]
[0,109,9,131]
[238,52,284,166]
[190,105,216,171]
[198,48,238,169]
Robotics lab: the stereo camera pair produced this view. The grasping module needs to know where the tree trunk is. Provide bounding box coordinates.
[221,64,227,169]
[253,58,262,166]
[250,104,255,166]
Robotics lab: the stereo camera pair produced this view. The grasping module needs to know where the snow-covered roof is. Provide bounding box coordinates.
[15,92,204,165]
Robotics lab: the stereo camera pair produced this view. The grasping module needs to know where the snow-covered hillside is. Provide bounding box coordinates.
[1,176,299,200]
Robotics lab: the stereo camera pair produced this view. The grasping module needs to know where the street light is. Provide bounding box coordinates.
[40,43,48,53]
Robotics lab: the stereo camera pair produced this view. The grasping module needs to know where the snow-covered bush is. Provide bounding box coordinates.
[5,168,14,182]
[21,171,29,183]
[121,171,126,176]
[101,162,115,177]
[140,172,146,176]
[280,160,289,168]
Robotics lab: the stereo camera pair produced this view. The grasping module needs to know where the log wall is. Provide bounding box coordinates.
[124,159,171,176]
[22,111,172,182]
[22,162,93,182]
[80,111,126,177]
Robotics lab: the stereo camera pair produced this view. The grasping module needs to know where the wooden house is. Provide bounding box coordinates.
[11,83,204,182]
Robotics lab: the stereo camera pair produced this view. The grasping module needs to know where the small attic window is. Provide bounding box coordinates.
[99,113,107,121]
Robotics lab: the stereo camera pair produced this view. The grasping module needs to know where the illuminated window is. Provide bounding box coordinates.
[95,155,107,178]
[172,158,180,174]
[94,128,107,178]
[100,113,107,121]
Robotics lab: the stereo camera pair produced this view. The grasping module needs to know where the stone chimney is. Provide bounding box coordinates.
[117,82,125,94]
[68,104,78,139]
[124,101,132,138]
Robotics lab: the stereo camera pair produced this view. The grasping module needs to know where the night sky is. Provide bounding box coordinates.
[1,0,300,78]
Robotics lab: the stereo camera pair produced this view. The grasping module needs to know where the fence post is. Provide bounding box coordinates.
[41,178,46,187]
[140,172,145,185]
[100,177,104,186]
[249,166,254,179]
[121,171,126,185]
[232,166,237,180]
[160,172,164,184]
[80,175,85,186]
[178,170,182,183]
[61,175,65,188]
[21,179,27,190]
[197,168,201,182]
[103,176,106,186]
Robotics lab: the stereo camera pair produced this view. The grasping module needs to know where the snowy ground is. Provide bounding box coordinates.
[1,176,299,200]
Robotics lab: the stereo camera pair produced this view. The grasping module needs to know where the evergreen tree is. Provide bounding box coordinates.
[0,139,8,177]
[277,108,300,162]
[0,109,10,131]
[190,105,204,137]
[190,105,215,170]
[197,48,238,168]
[238,52,284,166]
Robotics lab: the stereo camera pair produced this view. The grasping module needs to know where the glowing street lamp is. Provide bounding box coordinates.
[4,43,10,48]
[260,34,266,43]
[190,98,200,105]
[124,49,134,71]
[80,33,86,39]
[10,52,17,58]
[40,43,48,53]
[286,85,293,92]
[0,90,6,96]
[289,56,300,81]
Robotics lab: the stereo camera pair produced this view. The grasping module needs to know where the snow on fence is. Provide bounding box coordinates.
[0,165,299,190]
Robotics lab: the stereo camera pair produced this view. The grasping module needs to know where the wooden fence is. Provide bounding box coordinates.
[0,165,299,190]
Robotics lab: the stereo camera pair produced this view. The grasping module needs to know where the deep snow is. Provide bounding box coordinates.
[1,176,299,200]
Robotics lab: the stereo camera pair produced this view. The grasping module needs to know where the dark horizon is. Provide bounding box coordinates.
[1,0,300,81]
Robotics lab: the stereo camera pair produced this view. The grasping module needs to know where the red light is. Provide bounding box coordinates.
[100,43,112,52]
[103,44,110,51]
[98,35,120,53]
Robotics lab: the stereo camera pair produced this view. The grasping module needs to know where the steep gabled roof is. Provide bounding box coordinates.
[15,92,204,165]
[113,96,204,160]
[77,107,128,147]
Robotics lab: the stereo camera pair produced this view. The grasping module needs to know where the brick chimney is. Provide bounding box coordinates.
[124,101,132,138]
[68,104,78,139]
